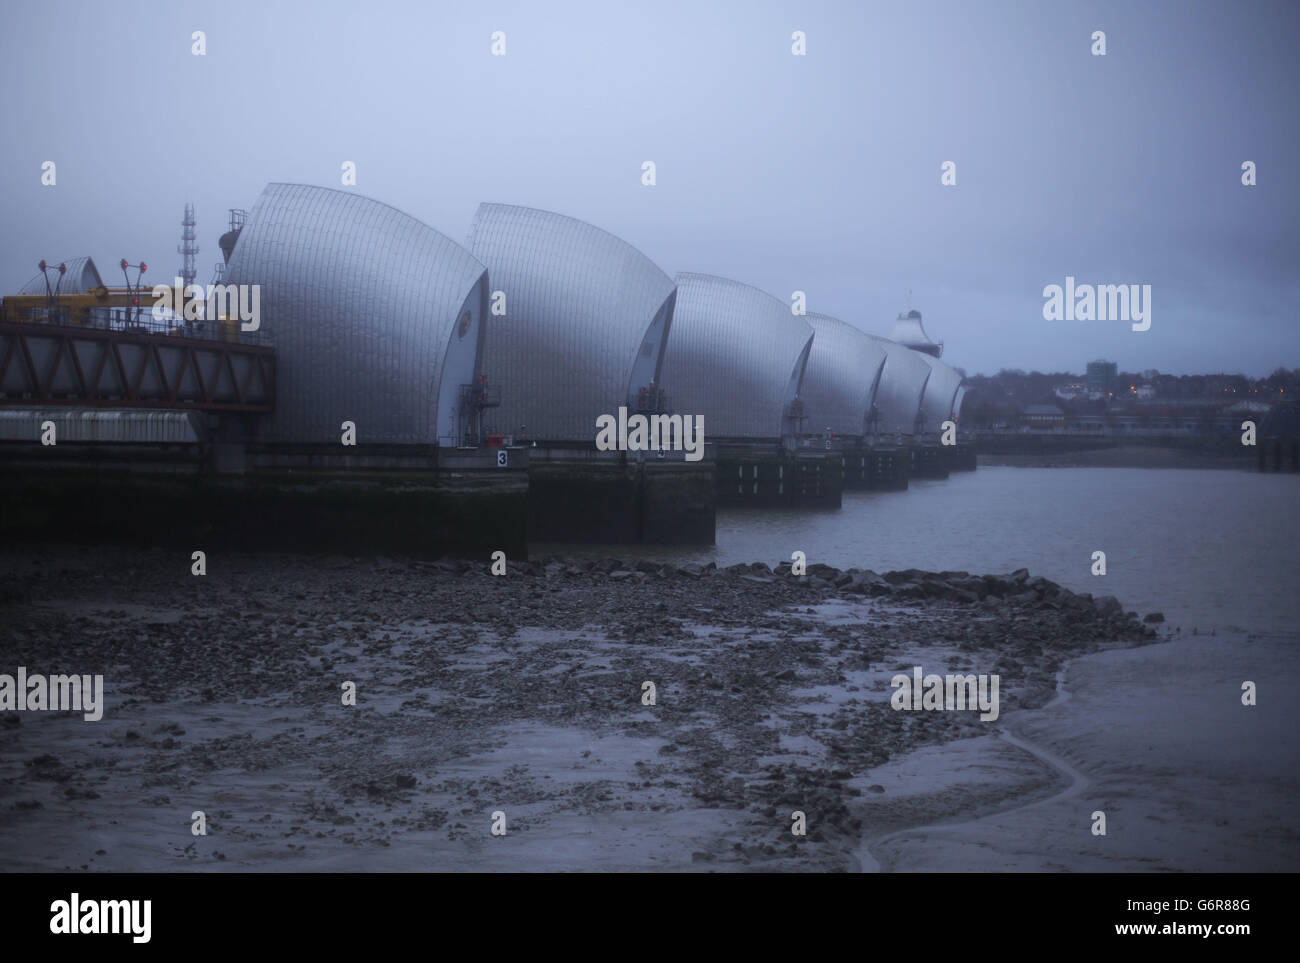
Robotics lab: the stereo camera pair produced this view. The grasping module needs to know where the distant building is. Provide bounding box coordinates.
[1086,360,1117,394]
[1104,399,1267,436]
[889,309,942,357]
[1024,402,1066,428]
[1023,404,1066,429]
[1225,400,1271,418]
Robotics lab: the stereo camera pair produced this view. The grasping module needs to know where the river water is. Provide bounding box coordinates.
[534,467,1300,635]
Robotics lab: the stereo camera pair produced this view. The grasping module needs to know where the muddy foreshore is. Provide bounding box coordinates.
[0,547,1160,872]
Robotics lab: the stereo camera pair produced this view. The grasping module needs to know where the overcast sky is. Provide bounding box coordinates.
[2,0,1295,376]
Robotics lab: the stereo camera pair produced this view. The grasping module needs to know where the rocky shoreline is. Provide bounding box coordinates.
[0,547,1160,871]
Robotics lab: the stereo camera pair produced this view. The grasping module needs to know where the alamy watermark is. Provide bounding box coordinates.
[1042,276,1150,331]
[595,406,704,462]
[152,277,260,331]
[890,666,999,721]
[50,894,150,943]
[0,667,103,721]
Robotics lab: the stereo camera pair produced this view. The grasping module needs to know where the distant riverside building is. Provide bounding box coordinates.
[658,273,813,445]
[889,308,942,357]
[1086,359,1118,394]
[1023,404,1066,429]
[465,203,676,444]
[1067,399,1273,436]
[223,183,489,446]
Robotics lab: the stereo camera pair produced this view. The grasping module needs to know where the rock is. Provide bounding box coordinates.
[1027,576,1059,597]
[884,568,927,585]
[608,570,635,581]
[980,574,1013,597]
[395,773,417,789]
[948,576,989,600]
[845,571,891,596]
[1008,568,1030,584]
[867,784,886,794]
[1093,596,1123,618]
[1143,612,1165,623]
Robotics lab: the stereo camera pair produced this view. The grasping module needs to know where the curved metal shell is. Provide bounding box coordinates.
[865,334,932,436]
[465,203,676,442]
[224,183,488,445]
[20,256,102,295]
[915,354,964,433]
[952,384,968,422]
[801,313,888,438]
[660,273,814,440]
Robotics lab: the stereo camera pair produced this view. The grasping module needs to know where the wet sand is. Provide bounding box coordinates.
[0,546,1231,873]
[859,633,1300,872]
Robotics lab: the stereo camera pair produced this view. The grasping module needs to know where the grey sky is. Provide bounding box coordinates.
[2,0,1295,376]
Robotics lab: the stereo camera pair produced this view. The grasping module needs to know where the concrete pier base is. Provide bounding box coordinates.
[910,444,949,480]
[716,446,842,508]
[0,466,527,557]
[947,442,978,472]
[1258,437,1300,472]
[527,449,715,544]
[840,445,910,491]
